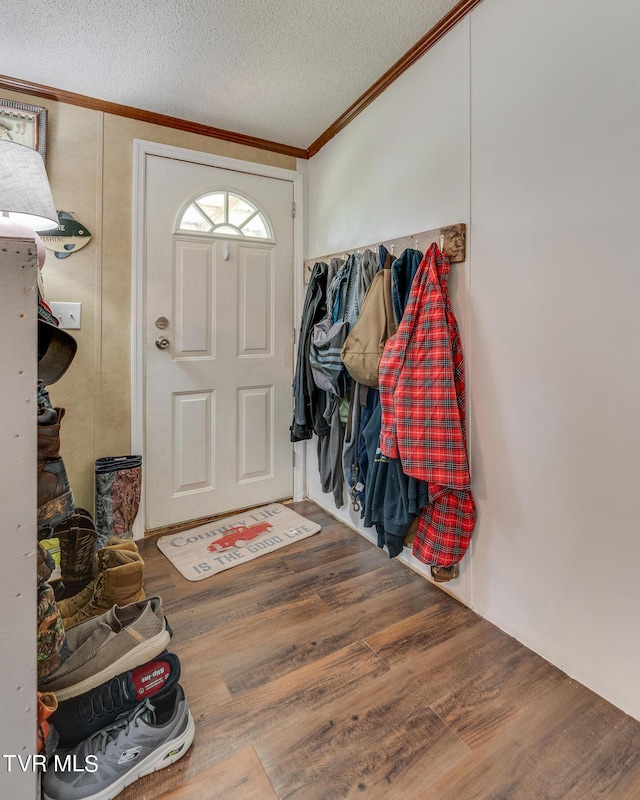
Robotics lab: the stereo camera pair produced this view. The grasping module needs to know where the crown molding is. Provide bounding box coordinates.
[307,0,484,156]
[0,74,308,160]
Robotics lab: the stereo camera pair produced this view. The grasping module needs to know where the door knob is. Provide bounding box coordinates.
[155,336,170,350]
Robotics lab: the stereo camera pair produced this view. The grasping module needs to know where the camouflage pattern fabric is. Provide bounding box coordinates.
[95,456,142,551]
[37,541,55,585]
[37,582,68,681]
[38,380,53,411]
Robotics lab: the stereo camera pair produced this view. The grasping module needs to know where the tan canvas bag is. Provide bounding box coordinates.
[341,267,397,389]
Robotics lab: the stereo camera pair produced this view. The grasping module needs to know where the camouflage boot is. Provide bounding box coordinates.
[57,537,139,621]
[37,541,55,585]
[61,546,145,628]
[38,406,75,532]
[94,456,142,550]
[37,582,68,681]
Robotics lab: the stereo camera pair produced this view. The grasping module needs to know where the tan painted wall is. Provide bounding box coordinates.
[2,88,295,512]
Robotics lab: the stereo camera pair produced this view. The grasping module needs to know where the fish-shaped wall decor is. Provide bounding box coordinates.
[40,211,92,259]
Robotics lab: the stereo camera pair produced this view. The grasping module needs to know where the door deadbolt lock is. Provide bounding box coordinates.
[155,316,169,329]
[155,336,170,350]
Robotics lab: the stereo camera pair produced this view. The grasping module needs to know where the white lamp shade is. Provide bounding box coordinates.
[0,140,58,231]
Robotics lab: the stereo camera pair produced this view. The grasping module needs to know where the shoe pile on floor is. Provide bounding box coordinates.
[36,379,195,799]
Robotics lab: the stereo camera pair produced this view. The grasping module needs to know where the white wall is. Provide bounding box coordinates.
[305,0,640,721]
[306,18,474,607]
[0,239,38,798]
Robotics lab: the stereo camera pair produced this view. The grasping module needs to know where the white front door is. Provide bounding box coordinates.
[144,155,294,531]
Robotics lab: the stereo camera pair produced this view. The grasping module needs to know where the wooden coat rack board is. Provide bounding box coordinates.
[304,222,466,283]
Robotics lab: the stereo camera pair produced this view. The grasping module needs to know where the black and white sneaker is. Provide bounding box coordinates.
[51,651,181,749]
[43,683,194,800]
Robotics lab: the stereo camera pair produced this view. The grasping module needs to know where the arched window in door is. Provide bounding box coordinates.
[176,190,274,241]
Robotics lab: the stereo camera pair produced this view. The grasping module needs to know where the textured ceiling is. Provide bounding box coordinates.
[1,0,460,150]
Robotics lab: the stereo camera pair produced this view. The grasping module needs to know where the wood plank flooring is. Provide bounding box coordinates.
[121,501,640,800]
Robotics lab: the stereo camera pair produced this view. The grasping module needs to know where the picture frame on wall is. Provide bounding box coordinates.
[0,99,48,161]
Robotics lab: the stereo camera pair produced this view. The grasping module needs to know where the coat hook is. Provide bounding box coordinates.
[390,243,394,255]
[439,233,445,251]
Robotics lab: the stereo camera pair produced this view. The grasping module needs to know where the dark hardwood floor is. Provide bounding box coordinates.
[122,501,640,800]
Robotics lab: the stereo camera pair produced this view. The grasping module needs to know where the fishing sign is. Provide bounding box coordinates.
[40,211,92,259]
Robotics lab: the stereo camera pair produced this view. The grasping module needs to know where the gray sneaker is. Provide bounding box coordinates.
[43,684,194,800]
[39,597,171,701]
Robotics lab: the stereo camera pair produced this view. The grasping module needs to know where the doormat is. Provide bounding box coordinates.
[156,503,321,581]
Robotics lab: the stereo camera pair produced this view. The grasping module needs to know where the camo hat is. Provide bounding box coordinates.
[38,294,77,385]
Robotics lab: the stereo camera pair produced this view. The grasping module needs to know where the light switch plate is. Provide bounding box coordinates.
[49,301,82,330]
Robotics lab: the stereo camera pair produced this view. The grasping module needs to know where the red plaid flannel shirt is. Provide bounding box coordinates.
[378,244,476,566]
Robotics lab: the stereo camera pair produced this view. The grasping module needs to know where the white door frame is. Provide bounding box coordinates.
[131,139,305,538]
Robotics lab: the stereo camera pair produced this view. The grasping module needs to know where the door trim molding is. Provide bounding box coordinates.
[131,139,305,537]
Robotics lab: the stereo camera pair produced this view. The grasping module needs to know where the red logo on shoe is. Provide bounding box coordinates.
[131,660,171,698]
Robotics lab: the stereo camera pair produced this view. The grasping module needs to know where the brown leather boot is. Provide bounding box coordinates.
[61,546,145,628]
[57,537,139,621]
[38,406,74,531]
[53,508,98,597]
